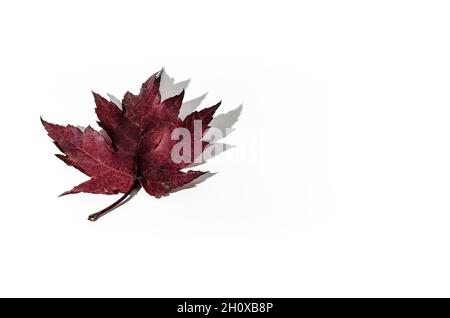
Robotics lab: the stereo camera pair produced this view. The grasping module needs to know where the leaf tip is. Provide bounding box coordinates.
[58,191,69,197]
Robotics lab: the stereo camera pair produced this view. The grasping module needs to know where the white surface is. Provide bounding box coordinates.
[1,0,450,297]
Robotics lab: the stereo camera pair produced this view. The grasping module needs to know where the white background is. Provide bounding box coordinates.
[1,0,450,297]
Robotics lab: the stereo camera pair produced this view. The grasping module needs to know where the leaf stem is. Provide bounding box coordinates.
[88,180,141,222]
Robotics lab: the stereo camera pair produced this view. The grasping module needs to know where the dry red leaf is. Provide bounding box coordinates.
[42,70,220,221]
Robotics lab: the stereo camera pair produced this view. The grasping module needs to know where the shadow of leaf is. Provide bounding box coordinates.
[209,104,243,138]
[179,93,208,120]
[107,93,123,110]
[160,69,190,100]
[169,171,217,194]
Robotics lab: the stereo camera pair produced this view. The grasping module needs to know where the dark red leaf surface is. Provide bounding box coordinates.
[42,70,220,221]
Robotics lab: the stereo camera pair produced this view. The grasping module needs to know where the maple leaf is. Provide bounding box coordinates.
[42,70,220,221]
